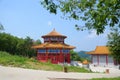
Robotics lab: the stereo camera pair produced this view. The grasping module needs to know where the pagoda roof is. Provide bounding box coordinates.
[42,29,66,38]
[32,42,75,49]
[87,46,110,54]
[82,60,89,65]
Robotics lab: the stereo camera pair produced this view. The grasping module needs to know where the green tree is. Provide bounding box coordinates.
[0,33,22,55]
[70,50,81,61]
[24,36,36,57]
[41,0,120,34]
[107,28,120,66]
[0,32,36,58]
[0,23,4,31]
[33,39,41,45]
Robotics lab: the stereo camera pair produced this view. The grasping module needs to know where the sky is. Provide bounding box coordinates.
[0,0,109,51]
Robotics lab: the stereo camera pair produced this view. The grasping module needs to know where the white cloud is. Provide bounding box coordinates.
[48,21,52,26]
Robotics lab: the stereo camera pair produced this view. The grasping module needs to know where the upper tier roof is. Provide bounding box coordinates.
[42,29,66,38]
[87,46,110,54]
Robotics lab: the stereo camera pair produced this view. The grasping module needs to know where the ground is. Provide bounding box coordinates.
[0,65,120,80]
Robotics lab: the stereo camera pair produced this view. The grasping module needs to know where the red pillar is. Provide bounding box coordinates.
[49,37,51,43]
[67,53,70,63]
[59,48,63,63]
[46,48,48,61]
[97,54,99,65]
[106,54,108,65]
[37,49,39,60]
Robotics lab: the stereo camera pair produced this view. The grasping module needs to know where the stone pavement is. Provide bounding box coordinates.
[49,78,89,80]
[0,65,120,80]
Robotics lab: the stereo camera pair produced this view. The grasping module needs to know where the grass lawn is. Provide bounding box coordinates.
[0,51,90,73]
[91,77,120,80]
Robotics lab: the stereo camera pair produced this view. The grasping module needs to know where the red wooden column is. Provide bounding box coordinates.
[59,48,64,63]
[49,37,51,42]
[37,49,39,60]
[97,54,99,65]
[67,53,70,63]
[106,54,108,65]
[46,48,48,61]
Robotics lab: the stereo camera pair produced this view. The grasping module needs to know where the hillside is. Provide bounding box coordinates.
[0,51,90,73]
[77,51,91,60]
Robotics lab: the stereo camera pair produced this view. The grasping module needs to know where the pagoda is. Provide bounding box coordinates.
[32,29,75,64]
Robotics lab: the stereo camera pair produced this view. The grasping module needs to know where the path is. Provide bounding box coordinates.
[0,65,120,80]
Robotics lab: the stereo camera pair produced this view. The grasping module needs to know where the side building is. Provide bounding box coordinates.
[32,29,75,64]
[87,46,118,67]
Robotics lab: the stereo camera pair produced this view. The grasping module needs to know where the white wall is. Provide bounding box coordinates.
[92,55,114,67]
[92,55,98,65]
[99,55,106,66]
[108,56,114,66]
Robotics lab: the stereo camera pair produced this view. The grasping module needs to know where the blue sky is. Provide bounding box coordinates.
[0,0,109,51]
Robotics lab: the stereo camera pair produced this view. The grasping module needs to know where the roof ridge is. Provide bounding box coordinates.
[87,46,110,54]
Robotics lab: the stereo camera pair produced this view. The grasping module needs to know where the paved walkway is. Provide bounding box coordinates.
[0,65,120,80]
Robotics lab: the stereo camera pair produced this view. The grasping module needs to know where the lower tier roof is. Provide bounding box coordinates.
[32,42,75,49]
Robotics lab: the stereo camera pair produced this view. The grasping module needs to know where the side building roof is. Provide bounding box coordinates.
[87,46,110,54]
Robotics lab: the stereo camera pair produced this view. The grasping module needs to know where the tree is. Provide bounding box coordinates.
[41,0,120,34]
[0,32,36,58]
[33,39,41,45]
[0,23,4,31]
[107,28,120,66]
[23,36,36,57]
[70,50,81,61]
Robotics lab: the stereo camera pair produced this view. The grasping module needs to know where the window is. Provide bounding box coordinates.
[44,38,49,41]
[38,49,46,53]
[59,37,63,41]
[48,49,60,53]
[55,49,60,53]
[62,49,69,53]
[50,37,58,41]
